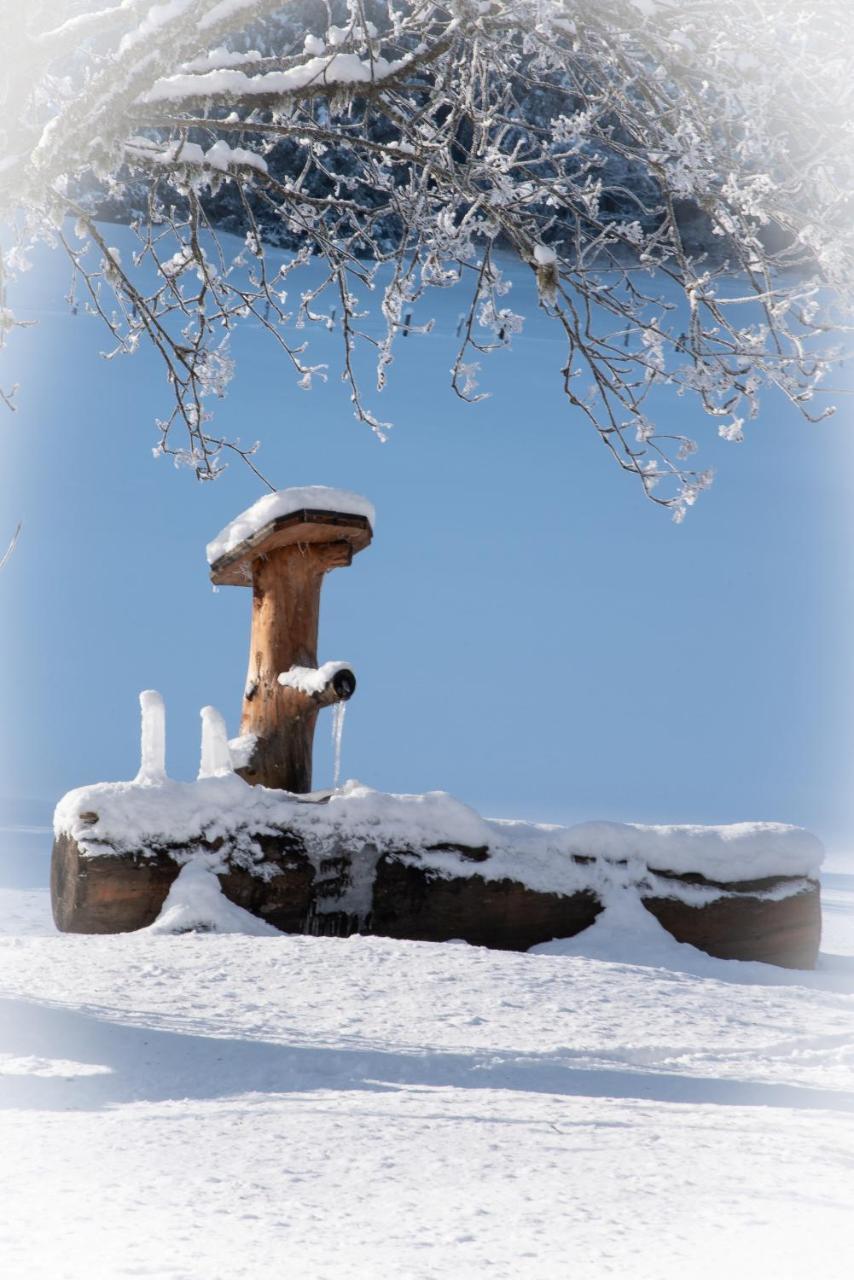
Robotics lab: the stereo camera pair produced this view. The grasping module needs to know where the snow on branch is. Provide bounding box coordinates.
[0,521,22,572]
[141,48,417,104]
[1,1,851,513]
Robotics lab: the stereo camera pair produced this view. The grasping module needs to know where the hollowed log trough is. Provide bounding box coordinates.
[51,810,821,968]
[49,487,824,968]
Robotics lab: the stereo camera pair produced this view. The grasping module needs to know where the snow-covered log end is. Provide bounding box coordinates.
[278,661,356,704]
[50,778,822,967]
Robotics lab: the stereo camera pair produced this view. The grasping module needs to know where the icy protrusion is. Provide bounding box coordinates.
[135,690,167,785]
[198,706,233,779]
[278,661,353,696]
[331,701,347,789]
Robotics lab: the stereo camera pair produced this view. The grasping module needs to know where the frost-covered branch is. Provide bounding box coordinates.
[0,521,22,572]
[1,1,851,512]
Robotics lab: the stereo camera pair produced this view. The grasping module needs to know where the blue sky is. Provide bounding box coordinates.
[1,231,852,867]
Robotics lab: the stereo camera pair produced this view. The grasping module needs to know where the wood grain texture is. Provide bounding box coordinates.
[642,882,821,968]
[371,855,603,951]
[51,833,179,934]
[209,510,371,587]
[50,830,317,935]
[238,541,351,792]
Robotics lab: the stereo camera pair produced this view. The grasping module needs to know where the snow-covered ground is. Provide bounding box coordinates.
[1,855,853,1280]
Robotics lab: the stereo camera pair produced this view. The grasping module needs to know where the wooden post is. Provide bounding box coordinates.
[209,505,372,793]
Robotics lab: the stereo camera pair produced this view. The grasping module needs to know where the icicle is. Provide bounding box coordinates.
[331,700,347,789]
[135,690,167,784]
[198,705,233,779]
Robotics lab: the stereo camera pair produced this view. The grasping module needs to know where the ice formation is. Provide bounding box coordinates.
[134,690,167,785]
[198,706,233,779]
[331,702,347,790]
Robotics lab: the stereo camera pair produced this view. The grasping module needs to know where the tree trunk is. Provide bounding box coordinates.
[238,541,352,792]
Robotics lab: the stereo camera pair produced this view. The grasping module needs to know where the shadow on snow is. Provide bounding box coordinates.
[2,996,852,1116]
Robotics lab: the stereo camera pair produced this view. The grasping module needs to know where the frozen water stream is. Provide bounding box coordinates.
[332,700,347,789]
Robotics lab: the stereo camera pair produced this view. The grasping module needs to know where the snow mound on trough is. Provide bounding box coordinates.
[206,486,375,564]
[54,775,824,888]
[553,819,824,883]
[532,892,737,972]
[145,859,280,936]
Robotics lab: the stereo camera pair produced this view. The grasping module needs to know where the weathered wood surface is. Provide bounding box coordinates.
[50,830,822,967]
[643,878,822,969]
[209,509,372,587]
[50,831,316,936]
[213,512,370,795]
[51,833,180,934]
[372,856,603,951]
[239,542,352,792]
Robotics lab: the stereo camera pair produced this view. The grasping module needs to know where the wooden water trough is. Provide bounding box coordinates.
[51,814,821,968]
[50,488,823,968]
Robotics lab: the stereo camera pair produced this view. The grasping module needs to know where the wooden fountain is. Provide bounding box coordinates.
[209,499,371,793]
[49,488,823,967]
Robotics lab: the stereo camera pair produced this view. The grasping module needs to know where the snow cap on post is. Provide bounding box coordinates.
[207,486,374,586]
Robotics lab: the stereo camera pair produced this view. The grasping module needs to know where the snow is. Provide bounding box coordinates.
[0,853,852,1279]
[134,689,166,784]
[126,136,206,167]
[198,705,233,779]
[553,818,823,882]
[142,51,411,105]
[125,137,268,173]
[145,859,280,935]
[206,485,375,564]
[227,731,257,770]
[203,139,268,173]
[53,772,823,896]
[179,46,263,75]
[117,0,192,56]
[198,0,268,32]
[278,660,353,695]
[533,243,557,265]
[534,891,787,976]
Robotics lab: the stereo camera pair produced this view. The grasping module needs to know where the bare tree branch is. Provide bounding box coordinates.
[0,522,22,572]
[0,1,851,514]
